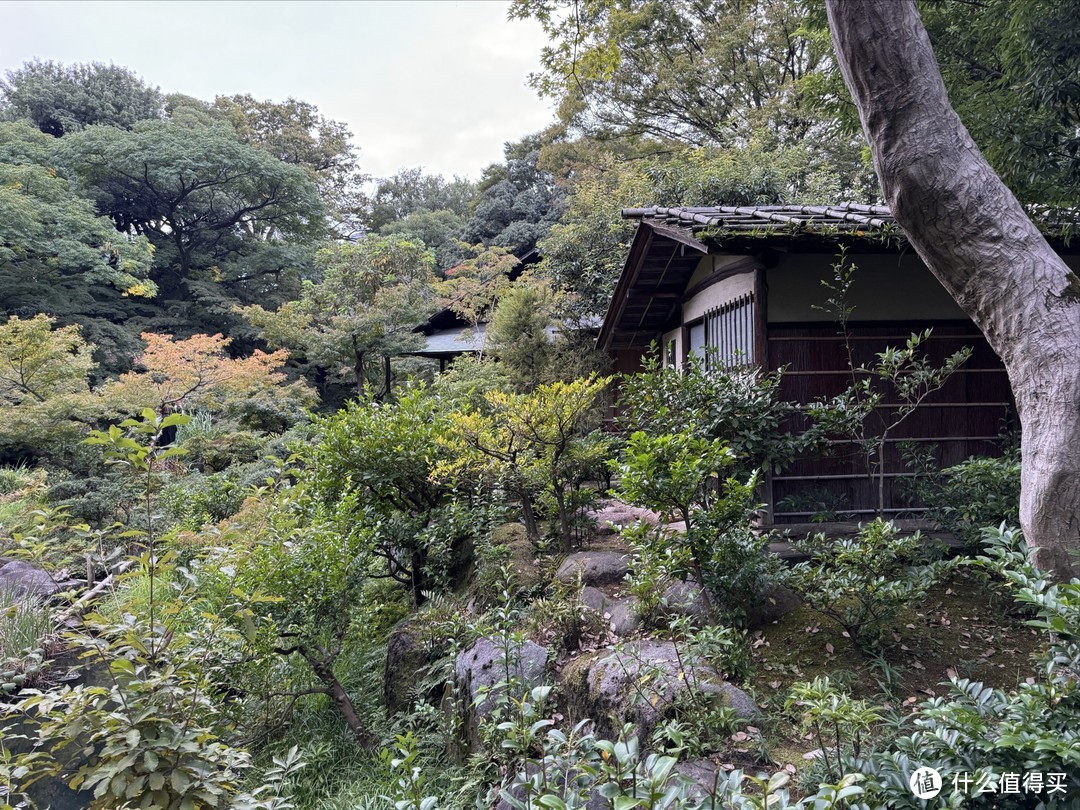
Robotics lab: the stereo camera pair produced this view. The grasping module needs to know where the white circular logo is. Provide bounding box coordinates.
[909,766,943,799]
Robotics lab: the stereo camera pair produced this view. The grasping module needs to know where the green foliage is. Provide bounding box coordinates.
[525,579,606,654]
[614,430,773,623]
[646,620,752,757]
[1,59,163,136]
[368,167,477,232]
[623,521,691,627]
[786,519,956,650]
[461,134,564,256]
[436,375,612,550]
[0,315,98,451]
[57,118,325,343]
[0,585,52,692]
[210,92,364,226]
[919,0,1080,208]
[785,677,881,785]
[494,688,866,809]
[618,351,820,480]
[510,0,825,147]
[0,122,156,317]
[0,414,304,810]
[850,526,1080,807]
[903,448,1021,549]
[486,282,553,390]
[240,235,437,399]
[304,387,465,604]
[7,627,254,809]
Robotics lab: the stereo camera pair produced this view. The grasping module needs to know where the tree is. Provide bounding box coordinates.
[485,282,554,390]
[103,332,315,419]
[0,315,96,451]
[239,236,438,399]
[1,60,163,137]
[305,388,461,606]
[59,121,324,311]
[436,244,519,353]
[436,375,611,550]
[367,167,476,231]
[915,2,1080,208]
[462,135,565,256]
[211,93,367,229]
[0,122,156,368]
[510,0,827,147]
[824,0,1080,579]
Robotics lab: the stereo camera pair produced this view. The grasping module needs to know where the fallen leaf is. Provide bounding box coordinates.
[825,643,834,654]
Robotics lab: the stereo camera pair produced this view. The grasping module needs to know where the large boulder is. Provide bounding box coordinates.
[384,616,443,715]
[0,558,64,600]
[658,579,714,625]
[588,501,662,536]
[452,636,549,754]
[556,551,630,587]
[558,639,758,742]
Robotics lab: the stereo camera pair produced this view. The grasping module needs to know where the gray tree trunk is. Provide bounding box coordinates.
[826,0,1080,580]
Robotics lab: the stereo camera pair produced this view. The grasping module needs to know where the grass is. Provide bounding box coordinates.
[0,583,54,667]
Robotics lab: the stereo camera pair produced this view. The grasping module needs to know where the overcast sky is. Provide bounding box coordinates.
[0,0,556,180]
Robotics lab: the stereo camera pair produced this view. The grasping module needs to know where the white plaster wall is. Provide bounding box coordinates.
[683,268,756,323]
[661,326,682,363]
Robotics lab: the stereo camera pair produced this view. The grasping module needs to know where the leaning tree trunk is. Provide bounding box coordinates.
[826,0,1080,580]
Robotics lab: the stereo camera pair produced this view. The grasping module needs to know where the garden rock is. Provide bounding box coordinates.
[0,558,64,600]
[558,639,758,742]
[384,617,441,715]
[658,579,713,625]
[491,522,545,592]
[556,551,630,586]
[676,759,721,799]
[452,636,549,754]
[744,583,801,628]
[607,597,641,636]
[588,501,661,536]
[580,587,640,636]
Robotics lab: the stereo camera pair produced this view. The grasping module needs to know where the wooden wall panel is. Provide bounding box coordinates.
[766,322,1013,523]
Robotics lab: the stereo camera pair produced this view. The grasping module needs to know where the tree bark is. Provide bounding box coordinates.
[826,0,1080,580]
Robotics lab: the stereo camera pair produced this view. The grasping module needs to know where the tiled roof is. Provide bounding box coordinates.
[622,203,897,235]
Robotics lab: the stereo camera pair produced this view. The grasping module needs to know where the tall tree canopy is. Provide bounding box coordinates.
[920,0,1080,207]
[510,0,828,146]
[825,0,1080,579]
[212,93,367,230]
[0,60,163,137]
[57,120,325,336]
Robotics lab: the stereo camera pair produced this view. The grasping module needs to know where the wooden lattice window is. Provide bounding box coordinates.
[705,292,755,369]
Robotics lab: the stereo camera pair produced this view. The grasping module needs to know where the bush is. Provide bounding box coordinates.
[851,526,1080,807]
[785,519,955,650]
[617,350,821,479]
[904,448,1020,548]
[614,430,776,623]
